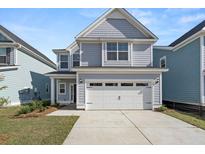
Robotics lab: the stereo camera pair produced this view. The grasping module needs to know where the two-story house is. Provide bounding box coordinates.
[153,20,205,111]
[46,8,168,110]
[0,25,56,105]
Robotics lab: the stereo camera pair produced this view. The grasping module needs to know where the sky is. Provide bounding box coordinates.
[0,8,205,62]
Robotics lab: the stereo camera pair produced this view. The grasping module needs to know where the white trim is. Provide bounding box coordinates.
[160,73,162,104]
[105,42,130,61]
[152,82,154,110]
[45,74,76,78]
[77,37,157,43]
[200,36,204,104]
[160,56,166,68]
[102,42,105,66]
[50,77,55,105]
[14,48,17,65]
[71,68,168,73]
[130,42,133,66]
[76,72,79,108]
[79,42,82,67]
[58,82,66,95]
[0,65,19,71]
[150,44,153,67]
[58,53,69,71]
[153,46,173,50]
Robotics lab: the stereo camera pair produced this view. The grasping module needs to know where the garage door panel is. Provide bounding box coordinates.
[86,82,152,110]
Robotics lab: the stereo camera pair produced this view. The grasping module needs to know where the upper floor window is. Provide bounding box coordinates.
[160,56,166,68]
[60,54,69,69]
[73,53,80,67]
[106,42,128,61]
[0,48,10,65]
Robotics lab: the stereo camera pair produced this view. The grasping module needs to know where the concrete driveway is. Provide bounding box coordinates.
[49,110,205,145]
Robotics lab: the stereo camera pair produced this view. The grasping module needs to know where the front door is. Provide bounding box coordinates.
[71,84,77,103]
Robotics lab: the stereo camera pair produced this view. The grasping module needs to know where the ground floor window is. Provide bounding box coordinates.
[59,83,66,95]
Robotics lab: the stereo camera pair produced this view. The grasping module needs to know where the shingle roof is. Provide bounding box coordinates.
[46,71,76,75]
[0,25,56,69]
[169,20,205,47]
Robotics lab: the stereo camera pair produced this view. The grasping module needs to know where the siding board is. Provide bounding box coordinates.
[85,19,147,39]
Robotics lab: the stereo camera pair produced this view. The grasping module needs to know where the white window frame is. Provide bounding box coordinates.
[58,82,66,95]
[59,53,69,70]
[72,52,80,67]
[106,42,130,61]
[160,56,166,68]
[0,48,7,65]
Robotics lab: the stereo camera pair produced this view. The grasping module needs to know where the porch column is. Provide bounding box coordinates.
[50,77,55,105]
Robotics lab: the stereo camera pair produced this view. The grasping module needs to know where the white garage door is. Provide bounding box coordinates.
[86,82,152,110]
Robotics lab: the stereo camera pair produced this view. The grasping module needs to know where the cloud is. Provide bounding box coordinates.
[179,14,205,24]
[128,9,156,26]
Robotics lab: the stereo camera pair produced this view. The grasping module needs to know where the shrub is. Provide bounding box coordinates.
[17,105,32,115]
[155,105,168,112]
[0,97,10,106]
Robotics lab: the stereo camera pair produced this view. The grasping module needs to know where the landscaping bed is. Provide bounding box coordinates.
[0,102,79,145]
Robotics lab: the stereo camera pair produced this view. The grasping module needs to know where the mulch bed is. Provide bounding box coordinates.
[14,106,58,118]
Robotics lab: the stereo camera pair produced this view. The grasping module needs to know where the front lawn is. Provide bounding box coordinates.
[163,109,205,130]
[0,107,78,145]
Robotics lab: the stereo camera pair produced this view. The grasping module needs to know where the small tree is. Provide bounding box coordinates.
[0,74,10,106]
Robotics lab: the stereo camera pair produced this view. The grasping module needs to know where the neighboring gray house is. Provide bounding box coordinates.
[153,20,205,109]
[0,25,56,105]
[46,8,168,110]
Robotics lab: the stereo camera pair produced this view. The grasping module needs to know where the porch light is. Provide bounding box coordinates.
[79,79,83,83]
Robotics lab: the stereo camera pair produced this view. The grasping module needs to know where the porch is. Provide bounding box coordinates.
[46,71,77,106]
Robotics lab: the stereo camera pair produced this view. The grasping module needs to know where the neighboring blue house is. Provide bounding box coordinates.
[46,8,168,110]
[0,25,56,105]
[153,20,205,109]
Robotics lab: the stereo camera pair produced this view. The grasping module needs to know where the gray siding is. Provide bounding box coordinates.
[77,74,160,107]
[81,43,102,66]
[9,48,15,65]
[0,49,55,105]
[153,38,201,104]
[85,18,147,39]
[133,44,152,67]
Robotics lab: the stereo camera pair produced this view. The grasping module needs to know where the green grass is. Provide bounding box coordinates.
[0,107,79,145]
[163,109,205,130]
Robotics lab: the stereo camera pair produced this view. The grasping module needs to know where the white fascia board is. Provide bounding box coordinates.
[71,68,168,74]
[0,66,19,71]
[77,37,157,43]
[45,74,76,78]
[66,41,78,51]
[153,46,173,51]
[0,42,19,48]
[52,49,68,55]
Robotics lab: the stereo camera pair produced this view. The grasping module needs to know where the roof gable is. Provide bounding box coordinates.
[76,8,158,40]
